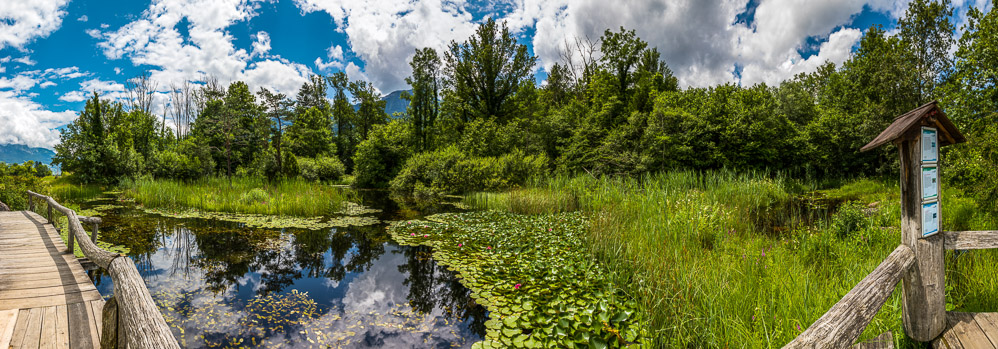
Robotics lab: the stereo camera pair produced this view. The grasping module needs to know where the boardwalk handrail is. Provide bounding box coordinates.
[26,190,179,349]
[784,244,915,348]
[943,230,998,250]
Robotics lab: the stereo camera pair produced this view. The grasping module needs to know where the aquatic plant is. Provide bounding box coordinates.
[389,211,649,348]
[142,207,379,230]
[122,176,351,216]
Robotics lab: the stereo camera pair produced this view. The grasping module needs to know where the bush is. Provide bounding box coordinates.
[0,175,41,210]
[298,155,346,182]
[353,121,413,188]
[239,188,270,205]
[830,201,869,239]
[151,139,214,181]
[391,146,549,195]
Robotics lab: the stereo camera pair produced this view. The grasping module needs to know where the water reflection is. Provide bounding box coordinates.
[86,195,485,348]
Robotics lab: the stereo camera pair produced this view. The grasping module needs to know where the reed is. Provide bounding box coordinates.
[121,176,351,216]
[467,171,997,347]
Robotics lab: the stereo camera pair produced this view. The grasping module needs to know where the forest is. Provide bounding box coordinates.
[2,0,998,348]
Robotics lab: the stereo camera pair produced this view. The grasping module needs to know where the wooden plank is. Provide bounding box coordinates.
[8,309,30,348]
[39,306,56,348]
[83,300,100,349]
[944,231,998,250]
[0,309,18,349]
[54,305,68,349]
[948,312,995,349]
[0,264,84,276]
[974,313,998,348]
[19,307,43,349]
[67,302,94,349]
[0,283,98,301]
[936,326,966,349]
[0,291,103,311]
[0,274,96,291]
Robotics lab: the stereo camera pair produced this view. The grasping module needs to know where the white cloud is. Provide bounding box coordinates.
[14,56,36,66]
[315,44,345,72]
[0,74,37,91]
[91,0,312,97]
[295,0,478,93]
[0,0,71,49]
[250,31,271,58]
[39,81,56,88]
[0,90,76,148]
[60,78,128,102]
[77,14,88,22]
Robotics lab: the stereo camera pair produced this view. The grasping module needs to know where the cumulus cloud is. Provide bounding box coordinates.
[0,74,38,91]
[251,31,271,58]
[295,0,478,93]
[0,90,77,148]
[91,0,312,97]
[77,14,88,22]
[315,44,345,72]
[0,0,71,49]
[14,56,36,66]
[59,78,128,103]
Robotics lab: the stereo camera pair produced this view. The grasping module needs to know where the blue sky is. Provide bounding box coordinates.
[0,0,991,150]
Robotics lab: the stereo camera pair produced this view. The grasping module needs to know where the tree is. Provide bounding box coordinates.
[126,71,157,115]
[53,93,145,183]
[444,18,536,122]
[326,72,357,170]
[295,75,330,114]
[349,80,387,140]
[405,47,442,151]
[897,0,955,102]
[257,87,292,174]
[600,27,648,100]
[942,5,998,125]
[285,106,335,158]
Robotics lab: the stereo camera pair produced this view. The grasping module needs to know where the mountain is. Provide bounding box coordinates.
[352,89,411,117]
[0,144,56,166]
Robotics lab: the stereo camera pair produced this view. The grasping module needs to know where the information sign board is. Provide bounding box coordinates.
[922,201,939,237]
[922,166,938,200]
[921,127,938,162]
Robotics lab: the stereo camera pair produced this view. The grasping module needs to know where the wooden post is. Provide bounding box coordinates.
[100,296,123,349]
[91,222,99,243]
[47,204,52,223]
[899,130,946,341]
[28,194,33,211]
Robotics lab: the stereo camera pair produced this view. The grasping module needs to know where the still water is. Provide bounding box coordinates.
[81,190,486,348]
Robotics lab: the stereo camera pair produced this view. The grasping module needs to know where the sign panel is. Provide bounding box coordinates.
[921,127,938,162]
[922,201,940,237]
[922,166,938,200]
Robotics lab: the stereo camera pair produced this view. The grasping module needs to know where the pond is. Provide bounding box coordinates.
[79,190,487,348]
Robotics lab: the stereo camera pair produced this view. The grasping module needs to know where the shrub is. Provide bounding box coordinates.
[353,121,413,188]
[298,155,346,182]
[151,139,214,181]
[830,201,869,239]
[391,146,549,195]
[239,188,270,205]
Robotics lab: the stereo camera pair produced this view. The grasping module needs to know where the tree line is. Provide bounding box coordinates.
[50,0,998,208]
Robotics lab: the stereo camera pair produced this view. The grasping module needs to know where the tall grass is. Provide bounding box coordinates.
[122,176,352,216]
[467,171,998,347]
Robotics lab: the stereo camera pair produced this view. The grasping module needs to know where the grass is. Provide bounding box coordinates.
[121,176,353,216]
[466,171,998,347]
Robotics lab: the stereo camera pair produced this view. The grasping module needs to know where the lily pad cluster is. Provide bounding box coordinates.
[336,201,382,215]
[142,207,380,230]
[389,211,649,348]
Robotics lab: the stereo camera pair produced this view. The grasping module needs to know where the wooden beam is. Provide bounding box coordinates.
[943,231,998,250]
[783,244,915,348]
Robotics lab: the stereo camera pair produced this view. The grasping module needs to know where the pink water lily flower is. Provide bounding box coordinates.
[423,234,430,238]
[458,243,463,247]
[486,246,492,250]
[410,233,416,236]
[514,284,521,290]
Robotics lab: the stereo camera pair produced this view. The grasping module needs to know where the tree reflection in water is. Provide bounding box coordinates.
[89,200,487,346]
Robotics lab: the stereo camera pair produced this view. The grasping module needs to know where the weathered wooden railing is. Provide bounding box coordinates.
[27,191,180,349]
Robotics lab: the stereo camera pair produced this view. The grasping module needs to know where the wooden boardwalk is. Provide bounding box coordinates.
[934,312,998,349]
[0,210,104,348]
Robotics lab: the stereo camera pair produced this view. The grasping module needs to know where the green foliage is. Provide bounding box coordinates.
[150,138,215,180]
[390,211,649,348]
[829,201,870,239]
[285,106,335,158]
[391,146,548,195]
[0,174,41,210]
[352,121,413,188]
[123,176,350,216]
[297,155,346,182]
[405,47,441,151]
[444,18,537,122]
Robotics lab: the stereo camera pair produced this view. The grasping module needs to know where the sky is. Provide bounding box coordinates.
[0,0,991,150]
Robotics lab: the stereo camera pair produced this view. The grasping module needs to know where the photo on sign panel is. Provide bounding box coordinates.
[921,127,938,162]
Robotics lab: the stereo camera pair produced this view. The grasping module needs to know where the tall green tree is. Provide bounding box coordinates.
[286,106,335,158]
[444,18,536,122]
[327,72,358,170]
[258,87,292,174]
[897,0,955,102]
[349,80,387,140]
[405,47,441,151]
[600,27,648,100]
[295,75,330,114]
[53,93,147,183]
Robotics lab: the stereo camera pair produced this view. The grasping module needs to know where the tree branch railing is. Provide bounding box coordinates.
[783,244,915,348]
[942,230,998,250]
[26,190,179,349]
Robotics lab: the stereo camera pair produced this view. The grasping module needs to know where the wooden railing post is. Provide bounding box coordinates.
[899,131,946,341]
[101,296,123,349]
[91,221,99,243]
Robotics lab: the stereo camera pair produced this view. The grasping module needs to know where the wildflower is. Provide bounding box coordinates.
[486,246,492,250]
[514,284,521,290]
[458,243,463,247]
[796,324,801,331]
[410,233,416,236]
[548,228,552,232]
[423,234,430,238]
[761,250,766,257]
